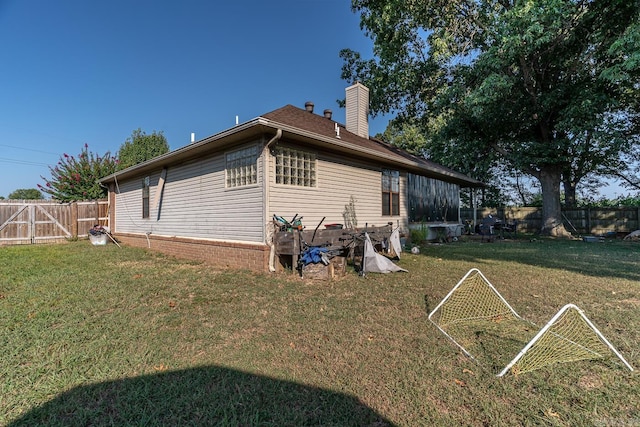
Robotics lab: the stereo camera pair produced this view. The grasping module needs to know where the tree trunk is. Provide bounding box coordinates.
[539,167,572,237]
[563,176,577,208]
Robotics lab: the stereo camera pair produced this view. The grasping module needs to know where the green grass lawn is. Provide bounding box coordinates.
[1,237,639,426]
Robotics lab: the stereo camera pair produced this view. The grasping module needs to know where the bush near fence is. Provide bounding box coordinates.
[461,207,640,236]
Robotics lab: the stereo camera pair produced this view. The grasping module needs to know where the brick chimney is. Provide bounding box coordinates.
[345,82,369,138]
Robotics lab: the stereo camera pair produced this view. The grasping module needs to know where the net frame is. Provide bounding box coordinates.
[428,268,524,361]
[498,303,634,376]
[430,268,635,376]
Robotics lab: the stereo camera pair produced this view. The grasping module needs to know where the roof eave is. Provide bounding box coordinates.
[100,117,484,188]
[259,119,484,187]
[99,119,272,183]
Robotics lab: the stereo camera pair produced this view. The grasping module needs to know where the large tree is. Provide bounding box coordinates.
[610,138,640,192]
[8,188,43,200]
[341,0,640,235]
[39,144,118,202]
[117,128,169,170]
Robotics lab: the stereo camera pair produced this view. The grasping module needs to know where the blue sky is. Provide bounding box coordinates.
[0,0,628,199]
[0,0,395,198]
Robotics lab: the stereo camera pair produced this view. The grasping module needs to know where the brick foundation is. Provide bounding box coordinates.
[114,233,271,272]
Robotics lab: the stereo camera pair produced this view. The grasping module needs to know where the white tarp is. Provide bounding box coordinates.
[389,227,402,259]
[363,232,408,274]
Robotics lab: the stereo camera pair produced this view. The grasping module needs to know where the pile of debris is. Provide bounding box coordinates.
[272,214,406,279]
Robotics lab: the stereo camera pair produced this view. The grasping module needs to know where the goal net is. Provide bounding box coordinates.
[428,268,531,365]
[498,303,634,376]
[429,268,520,327]
[429,268,634,376]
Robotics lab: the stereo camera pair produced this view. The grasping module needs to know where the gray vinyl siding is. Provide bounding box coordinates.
[114,142,265,243]
[268,147,409,230]
[114,175,148,231]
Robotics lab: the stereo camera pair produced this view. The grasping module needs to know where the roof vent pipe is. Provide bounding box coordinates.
[191,132,195,143]
[305,101,314,113]
[324,109,332,119]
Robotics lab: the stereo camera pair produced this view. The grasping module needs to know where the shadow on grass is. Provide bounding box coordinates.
[8,366,393,427]
[430,239,640,282]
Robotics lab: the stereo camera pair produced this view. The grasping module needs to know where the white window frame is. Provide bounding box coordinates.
[382,169,400,216]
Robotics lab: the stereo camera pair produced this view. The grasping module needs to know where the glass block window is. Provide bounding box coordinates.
[275,147,316,187]
[382,169,400,216]
[226,145,258,187]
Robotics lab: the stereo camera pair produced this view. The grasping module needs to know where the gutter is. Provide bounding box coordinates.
[257,119,484,187]
[99,116,481,188]
[99,118,270,184]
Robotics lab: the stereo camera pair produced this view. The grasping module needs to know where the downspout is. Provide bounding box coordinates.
[266,128,282,151]
[264,129,282,272]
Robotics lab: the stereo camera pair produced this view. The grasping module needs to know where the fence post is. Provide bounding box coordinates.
[71,202,78,238]
[29,204,35,244]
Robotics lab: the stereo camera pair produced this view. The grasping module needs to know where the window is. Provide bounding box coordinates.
[275,147,316,187]
[226,145,258,187]
[142,176,150,218]
[382,169,400,216]
[406,173,459,222]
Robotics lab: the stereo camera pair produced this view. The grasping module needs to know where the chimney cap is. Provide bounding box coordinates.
[304,101,314,113]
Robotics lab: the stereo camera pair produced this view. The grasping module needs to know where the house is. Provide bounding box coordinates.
[99,83,483,272]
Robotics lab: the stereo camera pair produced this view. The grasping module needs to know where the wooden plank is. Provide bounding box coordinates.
[36,205,72,237]
[0,205,28,233]
[71,202,78,237]
[275,225,393,256]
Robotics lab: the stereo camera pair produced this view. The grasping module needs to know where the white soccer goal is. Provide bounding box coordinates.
[498,303,634,377]
[429,268,635,376]
[428,268,525,361]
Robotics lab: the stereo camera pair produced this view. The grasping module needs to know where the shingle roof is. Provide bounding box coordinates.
[261,104,483,187]
[100,103,483,187]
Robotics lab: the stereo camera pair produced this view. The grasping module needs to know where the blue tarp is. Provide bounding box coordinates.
[300,246,329,265]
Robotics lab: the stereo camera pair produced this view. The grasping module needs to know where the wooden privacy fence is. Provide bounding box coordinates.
[461,207,640,235]
[0,200,108,245]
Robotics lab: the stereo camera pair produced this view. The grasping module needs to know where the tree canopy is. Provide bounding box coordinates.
[39,144,118,202]
[117,129,169,170]
[341,0,640,235]
[8,188,43,200]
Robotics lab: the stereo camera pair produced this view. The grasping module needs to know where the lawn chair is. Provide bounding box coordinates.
[496,220,517,239]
